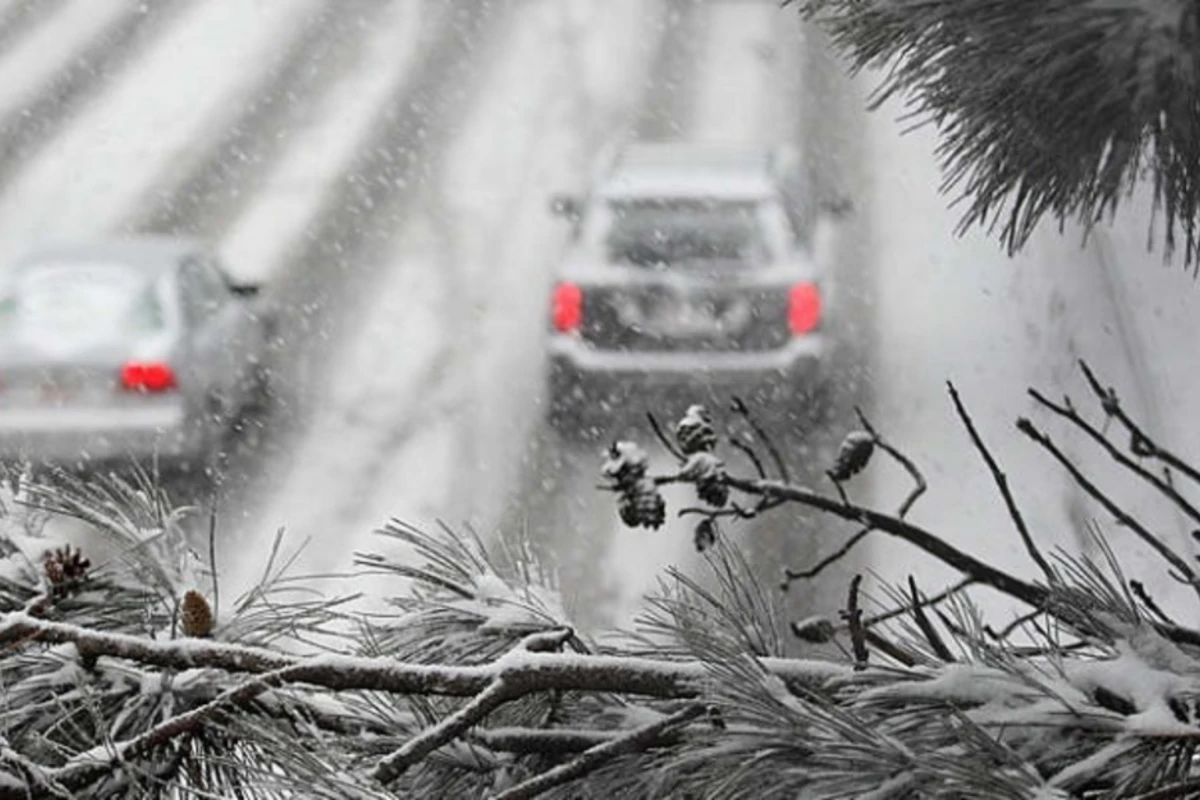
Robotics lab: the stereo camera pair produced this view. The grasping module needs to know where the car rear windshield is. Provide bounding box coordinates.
[0,263,165,340]
[603,199,767,266]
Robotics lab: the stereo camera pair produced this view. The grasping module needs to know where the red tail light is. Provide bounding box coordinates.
[121,361,177,392]
[552,281,583,332]
[788,282,822,334]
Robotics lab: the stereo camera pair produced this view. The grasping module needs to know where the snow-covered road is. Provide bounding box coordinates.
[0,0,1194,636]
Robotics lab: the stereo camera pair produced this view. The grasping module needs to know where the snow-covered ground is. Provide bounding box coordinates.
[0,0,324,263]
[229,0,669,603]
[0,0,127,123]
[218,0,434,285]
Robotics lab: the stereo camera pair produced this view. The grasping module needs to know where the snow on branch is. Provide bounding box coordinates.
[4,364,1200,796]
[788,0,1200,270]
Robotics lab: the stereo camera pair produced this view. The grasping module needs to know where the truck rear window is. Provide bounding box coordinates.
[603,200,766,265]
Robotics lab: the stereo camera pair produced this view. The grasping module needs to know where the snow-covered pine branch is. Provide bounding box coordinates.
[788,0,1200,271]
[3,364,1200,796]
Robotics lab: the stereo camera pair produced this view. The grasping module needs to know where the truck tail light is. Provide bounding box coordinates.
[788,282,821,334]
[121,361,177,392]
[552,281,583,332]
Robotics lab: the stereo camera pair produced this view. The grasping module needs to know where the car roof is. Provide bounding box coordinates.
[11,236,208,276]
[597,143,782,202]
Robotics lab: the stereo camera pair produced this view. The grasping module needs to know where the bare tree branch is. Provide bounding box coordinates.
[949,382,1055,584]
[1029,386,1200,529]
[1015,416,1200,603]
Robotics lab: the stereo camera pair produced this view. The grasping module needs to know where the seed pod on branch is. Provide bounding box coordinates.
[604,442,667,530]
[679,451,729,508]
[617,482,666,530]
[693,517,718,552]
[675,404,717,455]
[791,615,836,644]
[181,590,215,638]
[42,545,91,596]
[828,431,875,482]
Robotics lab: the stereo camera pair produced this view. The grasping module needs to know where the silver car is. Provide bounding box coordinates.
[546,142,845,432]
[0,238,274,476]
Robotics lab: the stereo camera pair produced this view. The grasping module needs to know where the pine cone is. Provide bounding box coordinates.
[678,451,729,507]
[693,517,717,552]
[828,431,875,482]
[675,405,717,455]
[603,441,650,486]
[42,545,91,595]
[791,615,836,644]
[617,476,666,530]
[181,590,214,638]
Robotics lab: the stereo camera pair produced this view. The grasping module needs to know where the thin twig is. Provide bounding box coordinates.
[1128,776,1200,800]
[1079,360,1200,488]
[491,704,706,800]
[647,412,684,462]
[845,574,868,669]
[208,502,219,626]
[1130,580,1178,627]
[728,436,767,480]
[783,530,870,587]
[854,406,927,518]
[374,678,514,785]
[51,664,304,791]
[471,727,622,756]
[908,576,955,662]
[724,474,1048,611]
[731,396,790,483]
[949,382,1055,584]
[1030,387,1200,528]
[1016,416,1200,603]
[863,629,918,667]
[861,577,975,629]
[783,414,925,590]
[985,607,1044,642]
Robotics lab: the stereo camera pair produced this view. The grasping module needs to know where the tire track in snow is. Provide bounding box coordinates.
[0,0,189,192]
[212,0,504,546]
[0,0,326,264]
[229,0,673,596]
[126,0,390,238]
[0,0,64,59]
[483,0,701,632]
[634,0,702,140]
[255,0,500,419]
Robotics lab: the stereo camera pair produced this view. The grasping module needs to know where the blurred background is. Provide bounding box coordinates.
[0,0,1195,633]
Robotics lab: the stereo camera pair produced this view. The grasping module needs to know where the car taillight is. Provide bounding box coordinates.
[552,281,583,332]
[788,282,821,334]
[121,361,176,392]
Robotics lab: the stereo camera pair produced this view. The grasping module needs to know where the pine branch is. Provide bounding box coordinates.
[374,677,515,785]
[725,474,1046,609]
[491,704,706,800]
[788,0,1200,269]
